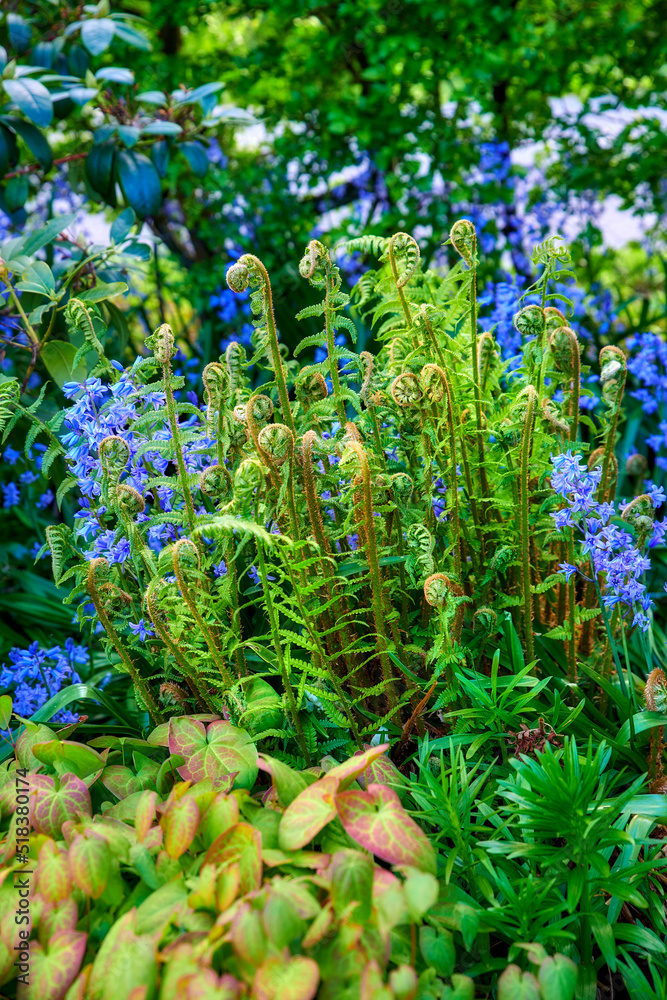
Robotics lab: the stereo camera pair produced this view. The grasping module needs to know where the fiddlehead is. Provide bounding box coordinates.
[387,232,420,343]
[599,345,627,500]
[226,255,296,436]
[549,326,580,442]
[420,363,462,577]
[516,385,538,666]
[99,435,130,506]
[645,668,667,789]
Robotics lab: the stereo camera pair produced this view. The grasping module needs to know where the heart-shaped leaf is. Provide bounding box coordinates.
[40,898,79,940]
[253,955,320,1000]
[497,964,541,1000]
[419,926,455,978]
[336,783,436,874]
[538,954,578,1000]
[329,849,374,921]
[16,930,87,1000]
[161,795,199,860]
[204,822,262,894]
[324,743,390,789]
[87,909,158,1000]
[101,765,142,800]
[135,790,157,843]
[168,718,257,789]
[31,773,92,838]
[15,723,56,769]
[258,753,310,806]
[37,838,71,903]
[33,739,105,779]
[199,791,239,849]
[278,775,338,851]
[69,833,111,899]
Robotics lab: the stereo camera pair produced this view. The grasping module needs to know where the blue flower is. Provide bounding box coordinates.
[2,482,20,507]
[128,619,155,642]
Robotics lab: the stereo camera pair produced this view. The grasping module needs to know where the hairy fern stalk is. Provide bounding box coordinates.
[7,227,634,759]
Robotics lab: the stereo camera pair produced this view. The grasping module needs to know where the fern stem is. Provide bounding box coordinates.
[566,532,576,682]
[87,559,163,725]
[519,387,537,666]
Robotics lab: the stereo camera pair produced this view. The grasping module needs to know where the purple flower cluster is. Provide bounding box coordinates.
[627,333,667,419]
[0,639,87,723]
[550,451,661,631]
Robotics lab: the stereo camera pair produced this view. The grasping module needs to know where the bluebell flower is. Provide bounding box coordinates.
[2,482,20,507]
[3,445,20,465]
[128,620,155,642]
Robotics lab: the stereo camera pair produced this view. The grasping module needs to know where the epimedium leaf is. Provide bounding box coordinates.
[32,738,105,778]
[278,775,339,851]
[329,848,374,921]
[115,149,161,217]
[168,717,258,789]
[16,930,87,1000]
[161,795,199,860]
[538,955,578,1000]
[258,753,310,807]
[31,772,92,838]
[87,909,157,1000]
[336,782,437,875]
[69,833,112,899]
[253,955,320,1000]
[325,742,391,790]
[36,838,72,903]
[204,821,262,894]
[419,926,456,978]
[3,78,53,128]
[496,964,541,1000]
[101,765,142,800]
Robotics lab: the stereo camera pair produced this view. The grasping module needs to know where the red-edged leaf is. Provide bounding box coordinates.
[253,955,320,1000]
[31,773,92,838]
[361,960,393,1000]
[162,795,199,859]
[336,783,436,874]
[17,930,87,1000]
[199,791,239,849]
[258,753,310,806]
[68,833,111,899]
[231,901,268,965]
[135,790,157,843]
[324,743,390,789]
[355,745,405,793]
[37,838,71,903]
[15,723,57,769]
[101,765,142,800]
[168,718,257,789]
[40,897,78,940]
[204,822,262,894]
[278,775,338,851]
[87,909,157,1000]
[179,969,244,999]
[147,713,219,747]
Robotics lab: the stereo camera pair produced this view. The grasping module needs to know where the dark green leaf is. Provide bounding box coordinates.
[181,140,208,177]
[5,175,28,212]
[150,139,169,178]
[41,340,88,388]
[78,280,128,303]
[85,140,116,198]
[115,149,161,217]
[110,207,136,243]
[7,13,32,53]
[5,117,53,170]
[3,78,53,128]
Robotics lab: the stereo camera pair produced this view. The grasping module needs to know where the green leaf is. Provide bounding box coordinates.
[329,848,373,921]
[85,140,116,198]
[420,926,456,978]
[115,149,161,217]
[204,822,262,894]
[32,738,105,778]
[162,795,199,859]
[0,123,18,176]
[16,260,56,296]
[258,753,310,807]
[253,956,319,1000]
[110,207,135,243]
[29,682,140,731]
[78,280,128,303]
[142,121,182,136]
[337,783,437,874]
[23,931,87,1000]
[41,340,88,388]
[168,717,258,789]
[69,832,111,898]
[18,213,78,258]
[181,140,208,176]
[95,66,134,84]
[87,910,157,1000]
[7,13,32,53]
[5,174,28,211]
[0,695,12,730]
[496,964,540,1000]
[538,955,578,1000]
[3,78,53,128]
[5,117,53,170]
[590,913,617,972]
[278,775,339,851]
[81,18,115,55]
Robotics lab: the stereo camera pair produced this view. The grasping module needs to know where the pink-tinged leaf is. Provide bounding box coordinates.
[37,838,71,904]
[101,765,142,800]
[361,960,393,1000]
[373,867,400,897]
[199,791,239,849]
[169,719,258,789]
[68,833,111,899]
[253,956,320,1000]
[16,930,87,1000]
[301,901,333,947]
[204,822,262,894]
[215,862,241,912]
[87,909,158,1000]
[278,775,339,851]
[355,746,405,793]
[262,849,330,869]
[497,964,541,1000]
[39,897,78,940]
[32,740,105,779]
[148,714,220,748]
[58,963,91,1000]
[336,783,437,875]
[181,971,243,999]
[324,744,390,789]
[127,988,147,1000]
[15,723,56,769]
[32,773,92,838]
[135,790,157,843]
[230,902,268,965]
[161,796,200,860]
